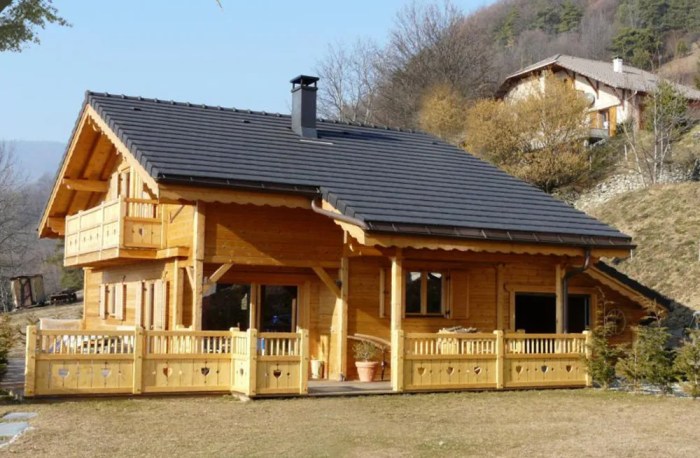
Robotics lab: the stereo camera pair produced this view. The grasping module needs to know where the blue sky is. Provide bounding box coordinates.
[0,0,493,143]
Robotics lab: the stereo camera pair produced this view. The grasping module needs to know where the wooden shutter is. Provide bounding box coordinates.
[145,282,154,330]
[450,270,470,320]
[134,282,143,328]
[153,280,167,330]
[115,283,125,320]
[99,284,108,320]
[378,269,386,318]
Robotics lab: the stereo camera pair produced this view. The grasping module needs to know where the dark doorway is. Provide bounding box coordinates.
[515,293,556,333]
[260,285,297,332]
[567,295,591,333]
[202,284,251,331]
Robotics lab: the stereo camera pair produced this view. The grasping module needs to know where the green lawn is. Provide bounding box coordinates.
[2,390,699,457]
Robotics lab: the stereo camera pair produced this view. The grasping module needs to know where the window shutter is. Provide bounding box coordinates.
[450,270,470,320]
[378,269,386,318]
[134,282,143,328]
[153,280,167,330]
[115,283,125,320]
[99,284,108,320]
[145,282,154,330]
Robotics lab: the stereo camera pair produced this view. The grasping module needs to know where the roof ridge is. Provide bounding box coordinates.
[86,91,421,134]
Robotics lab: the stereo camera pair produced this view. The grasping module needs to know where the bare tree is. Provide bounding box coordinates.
[373,1,496,127]
[316,39,381,124]
[622,81,690,186]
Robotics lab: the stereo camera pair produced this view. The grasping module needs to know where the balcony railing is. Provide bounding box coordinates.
[64,196,161,262]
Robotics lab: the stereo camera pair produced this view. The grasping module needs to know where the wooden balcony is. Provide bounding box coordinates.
[64,197,162,266]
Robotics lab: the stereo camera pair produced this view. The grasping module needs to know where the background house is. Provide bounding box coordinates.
[496,54,700,140]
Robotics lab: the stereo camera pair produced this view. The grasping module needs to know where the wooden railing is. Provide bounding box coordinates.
[396,330,591,392]
[64,196,161,261]
[25,326,308,398]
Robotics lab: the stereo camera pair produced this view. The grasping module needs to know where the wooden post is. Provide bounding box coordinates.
[229,327,237,393]
[247,328,258,397]
[390,251,404,392]
[494,330,504,390]
[24,325,37,397]
[338,256,349,380]
[249,285,258,330]
[391,329,404,392]
[192,201,206,330]
[495,264,504,330]
[133,327,145,394]
[299,328,310,394]
[583,330,592,387]
[555,264,564,334]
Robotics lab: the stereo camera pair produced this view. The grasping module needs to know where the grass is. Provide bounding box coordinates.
[4,303,82,358]
[1,390,699,457]
[588,182,700,311]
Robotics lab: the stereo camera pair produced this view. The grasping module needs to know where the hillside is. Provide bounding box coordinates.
[587,182,700,311]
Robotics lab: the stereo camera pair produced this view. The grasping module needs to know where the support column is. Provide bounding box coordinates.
[390,249,404,392]
[555,264,564,334]
[192,201,205,330]
[495,264,504,330]
[330,257,349,381]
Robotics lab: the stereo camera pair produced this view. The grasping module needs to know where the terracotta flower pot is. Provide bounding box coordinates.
[356,361,379,382]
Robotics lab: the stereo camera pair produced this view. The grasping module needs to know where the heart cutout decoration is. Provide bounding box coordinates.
[417,367,426,376]
[163,367,173,377]
[446,366,455,376]
[101,368,112,378]
[515,365,523,374]
[473,366,482,375]
[273,369,282,379]
[239,368,245,376]
[57,368,69,378]
[541,365,548,373]
[565,365,573,373]
[201,367,210,376]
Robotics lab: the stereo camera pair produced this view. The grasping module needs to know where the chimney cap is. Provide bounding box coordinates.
[290,75,319,87]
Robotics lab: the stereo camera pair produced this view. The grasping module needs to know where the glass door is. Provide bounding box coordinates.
[259,285,297,332]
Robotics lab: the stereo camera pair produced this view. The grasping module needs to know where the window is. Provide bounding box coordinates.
[405,271,445,316]
[514,293,591,333]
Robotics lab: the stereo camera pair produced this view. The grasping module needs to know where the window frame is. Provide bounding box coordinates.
[404,271,447,317]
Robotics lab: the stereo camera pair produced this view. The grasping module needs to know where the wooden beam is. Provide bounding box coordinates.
[192,202,206,330]
[390,249,404,392]
[47,217,65,234]
[207,263,234,286]
[62,178,108,193]
[555,264,564,334]
[312,267,341,298]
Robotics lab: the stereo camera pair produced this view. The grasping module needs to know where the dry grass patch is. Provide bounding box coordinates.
[2,390,699,457]
[588,182,700,311]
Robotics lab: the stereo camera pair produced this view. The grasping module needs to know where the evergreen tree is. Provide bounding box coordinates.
[558,0,584,33]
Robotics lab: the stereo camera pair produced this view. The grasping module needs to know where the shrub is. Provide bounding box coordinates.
[674,330,700,398]
[617,324,675,394]
[352,341,379,362]
[0,314,16,381]
[584,322,624,389]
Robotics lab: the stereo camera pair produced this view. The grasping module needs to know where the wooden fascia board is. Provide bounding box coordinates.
[85,105,159,197]
[584,267,649,306]
[38,108,91,238]
[159,184,312,209]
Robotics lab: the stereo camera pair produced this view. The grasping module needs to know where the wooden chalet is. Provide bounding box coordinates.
[27,75,662,397]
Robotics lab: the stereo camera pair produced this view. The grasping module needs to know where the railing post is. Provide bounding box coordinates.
[24,325,37,397]
[247,328,258,397]
[391,329,404,392]
[583,330,592,387]
[494,330,504,390]
[229,327,236,393]
[299,328,309,394]
[133,327,145,395]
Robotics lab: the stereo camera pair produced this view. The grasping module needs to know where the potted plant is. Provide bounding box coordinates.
[353,340,380,382]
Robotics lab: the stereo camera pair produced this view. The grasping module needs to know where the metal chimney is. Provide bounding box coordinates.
[290,75,319,138]
[613,57,623,73]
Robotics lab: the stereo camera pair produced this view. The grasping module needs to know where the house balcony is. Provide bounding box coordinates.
[64,197,162,266]
[589,128,609,140]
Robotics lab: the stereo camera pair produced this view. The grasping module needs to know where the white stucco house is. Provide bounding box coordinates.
[496,54,700,140]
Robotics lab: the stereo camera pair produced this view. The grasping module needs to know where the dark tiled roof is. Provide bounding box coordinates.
[86,92,632,248]
[594,262,673,310]
[498,54,700,100]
